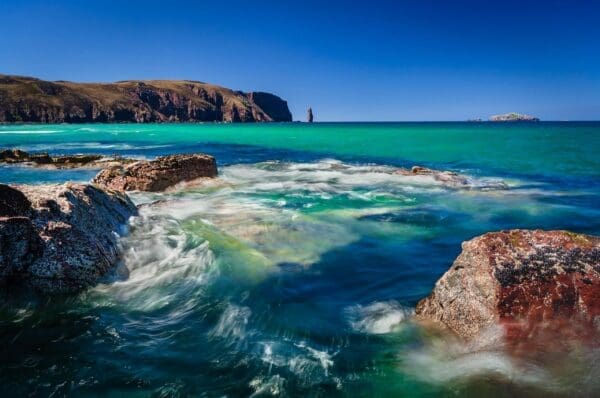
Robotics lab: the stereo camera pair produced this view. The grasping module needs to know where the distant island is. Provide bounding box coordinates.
[0,74,292,123]
[489,112,540,122]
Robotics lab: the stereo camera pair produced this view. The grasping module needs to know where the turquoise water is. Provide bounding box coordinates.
[0,122,599,397]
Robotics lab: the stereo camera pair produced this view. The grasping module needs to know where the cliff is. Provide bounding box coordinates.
[0,74,292,123]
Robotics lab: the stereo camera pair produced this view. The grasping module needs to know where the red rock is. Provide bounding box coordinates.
[415,230,600,348]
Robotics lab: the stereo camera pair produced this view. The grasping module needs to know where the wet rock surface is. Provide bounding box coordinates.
[415,230,600,346]
[0,148,131,169]
[93,153,218,192]
[395,165,508,190]
[0,183,137,293]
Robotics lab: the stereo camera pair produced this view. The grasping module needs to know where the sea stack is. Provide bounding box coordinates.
[307,107,314,123]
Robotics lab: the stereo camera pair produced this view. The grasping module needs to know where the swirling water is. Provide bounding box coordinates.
[0,122,599,397]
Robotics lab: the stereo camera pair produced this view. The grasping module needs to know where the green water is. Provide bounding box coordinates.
[0,122,599,397]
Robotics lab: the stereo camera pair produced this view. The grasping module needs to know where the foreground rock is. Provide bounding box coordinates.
[0,74,292,123]
[0,183,137,293]
[415,230,600,346]
[395,165,507,190]
[93,153,218,192]
[0,148,132,169]
[489,112,539,122]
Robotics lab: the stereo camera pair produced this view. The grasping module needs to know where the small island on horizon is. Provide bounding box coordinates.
[489,112,540,122]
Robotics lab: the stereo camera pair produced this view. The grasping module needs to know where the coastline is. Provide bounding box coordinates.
[1,122,599,396]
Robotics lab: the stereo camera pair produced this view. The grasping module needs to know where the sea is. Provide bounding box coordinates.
[0,122,599,397]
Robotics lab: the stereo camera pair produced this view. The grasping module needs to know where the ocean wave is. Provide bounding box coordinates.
[397,326,577,393]
[131,190,358,269]
[249,375,286,397]
[0,129,60,134]
[345,301,412,334]
[18,142,172,152]
[90,207,217,312]
[209,304,252,342]
[259,339,338,387]
[221,159,508,196]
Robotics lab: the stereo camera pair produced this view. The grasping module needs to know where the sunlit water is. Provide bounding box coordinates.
[1,122,599,397]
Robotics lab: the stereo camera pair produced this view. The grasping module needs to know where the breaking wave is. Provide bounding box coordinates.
[345,301,412,334]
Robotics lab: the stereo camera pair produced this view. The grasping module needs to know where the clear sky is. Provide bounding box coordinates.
[1,0,599,121]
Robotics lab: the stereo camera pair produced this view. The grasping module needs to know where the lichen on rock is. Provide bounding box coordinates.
[0,183,137,293]
[415,229,600,347]
[93,153,218,192]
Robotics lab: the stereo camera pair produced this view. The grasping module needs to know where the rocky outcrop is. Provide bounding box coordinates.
[93,153,217,192]
[0,75,292,123]
[0,148,128,169]
[415,230,600,346]
[307,107,313,123]
[490,112,539,122]
[0,183,137,293]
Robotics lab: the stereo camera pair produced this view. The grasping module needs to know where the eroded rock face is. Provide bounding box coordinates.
[415,230,600,346]
[0,75,292,123]
[93,153,218,192]
[0,183,137,293]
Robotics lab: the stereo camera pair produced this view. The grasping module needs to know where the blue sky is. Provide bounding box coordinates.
[1,0,599,121]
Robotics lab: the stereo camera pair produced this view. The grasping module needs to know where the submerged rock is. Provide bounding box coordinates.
[93,153,218,192]
[395,165,507,190]
[395,166,470,188]
[0,183,137,293]
[415,230,600,346]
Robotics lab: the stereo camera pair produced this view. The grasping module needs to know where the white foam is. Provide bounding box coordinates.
[0,129,59,134]
[398,326,565,392]
[90,209,216,311]
[259,339,338,383]
[18,142,172,151]
[249,375,286,397]
[209,304,252,341]
[345,301,411,334]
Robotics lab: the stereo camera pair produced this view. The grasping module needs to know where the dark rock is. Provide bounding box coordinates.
[0,149,31,163]
[247,92,292,122]
[415,230,600,346]
[0,183,137,293]
[93,153,218,192]
[307,107,314,123]
[0,148,127,169]
[0,216,42,277]
[0,184,32,216]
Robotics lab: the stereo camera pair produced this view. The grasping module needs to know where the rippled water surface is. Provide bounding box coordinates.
[1,122,599,397]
